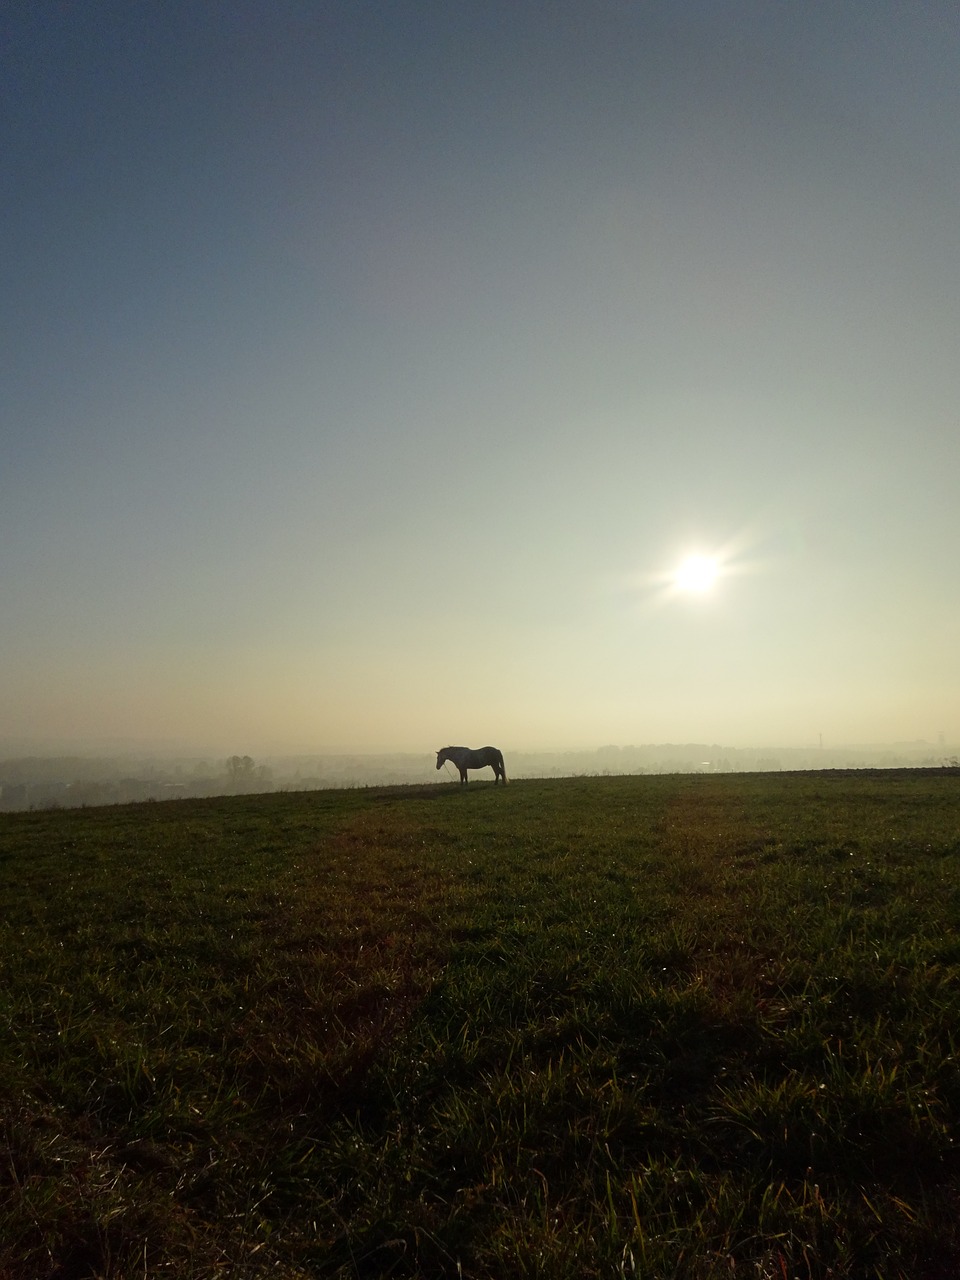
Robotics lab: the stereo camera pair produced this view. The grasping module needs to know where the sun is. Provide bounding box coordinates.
[673,554,719,593]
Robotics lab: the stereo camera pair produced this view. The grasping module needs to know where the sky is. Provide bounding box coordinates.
[3,1,959,757]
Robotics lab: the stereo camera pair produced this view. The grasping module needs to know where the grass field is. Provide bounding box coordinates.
[2,770,960,1278]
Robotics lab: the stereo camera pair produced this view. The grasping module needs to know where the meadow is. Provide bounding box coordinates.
[2,770,959,1279]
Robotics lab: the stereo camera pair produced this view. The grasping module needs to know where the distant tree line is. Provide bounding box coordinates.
[225,755,273,793]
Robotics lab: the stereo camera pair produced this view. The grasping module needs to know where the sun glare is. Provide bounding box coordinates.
[673,554,719,593]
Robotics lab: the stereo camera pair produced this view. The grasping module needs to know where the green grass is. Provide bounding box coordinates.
[2,770,960,1277]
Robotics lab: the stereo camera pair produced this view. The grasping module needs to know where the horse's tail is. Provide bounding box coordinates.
[500,750,508,784]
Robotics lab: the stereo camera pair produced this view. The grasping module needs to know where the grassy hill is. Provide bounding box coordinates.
[2,771,959,1277]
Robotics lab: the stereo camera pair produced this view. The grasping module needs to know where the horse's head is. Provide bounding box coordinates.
[436,749,446,770]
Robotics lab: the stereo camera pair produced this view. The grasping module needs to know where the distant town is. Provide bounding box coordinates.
[1,741,956,811]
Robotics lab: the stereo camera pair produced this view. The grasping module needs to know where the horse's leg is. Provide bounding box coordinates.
[459,766,468,785]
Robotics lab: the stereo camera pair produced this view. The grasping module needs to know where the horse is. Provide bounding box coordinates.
[436,745,508,785]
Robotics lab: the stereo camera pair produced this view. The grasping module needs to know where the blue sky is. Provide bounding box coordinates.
[3,1,959,755]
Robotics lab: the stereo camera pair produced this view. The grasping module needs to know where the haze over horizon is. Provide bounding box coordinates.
[4,3,959,758]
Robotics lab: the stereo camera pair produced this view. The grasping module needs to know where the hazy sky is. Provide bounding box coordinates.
[3,1,959,756]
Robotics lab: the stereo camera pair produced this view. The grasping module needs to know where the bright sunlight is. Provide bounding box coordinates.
[673,554,719,593]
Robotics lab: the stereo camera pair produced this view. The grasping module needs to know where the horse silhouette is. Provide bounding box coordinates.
[436,745,507,785]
